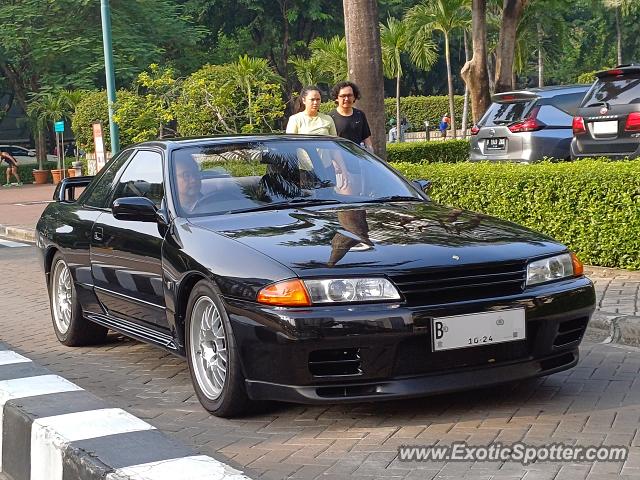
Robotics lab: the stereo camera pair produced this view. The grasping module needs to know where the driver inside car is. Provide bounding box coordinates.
[174,155,203,212]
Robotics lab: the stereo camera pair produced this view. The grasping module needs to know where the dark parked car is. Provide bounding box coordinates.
[571,64,640,159]
[36,136,596,417]
[470,85,589,162]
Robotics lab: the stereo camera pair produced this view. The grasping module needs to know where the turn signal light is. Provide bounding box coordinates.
[572,116,586,135]
[257,279,311,306]
[570,252,584,277]
[624,112,640,132]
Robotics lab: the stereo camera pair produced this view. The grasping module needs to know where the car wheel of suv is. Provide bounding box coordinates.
[185,280,250,417]
[49,252,108,346]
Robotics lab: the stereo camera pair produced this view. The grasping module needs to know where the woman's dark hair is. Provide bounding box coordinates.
[293,85,321,114]
[330,81,361,102]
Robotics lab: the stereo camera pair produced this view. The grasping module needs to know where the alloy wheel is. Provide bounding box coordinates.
[52,260,72,335]
[189,295,228,400]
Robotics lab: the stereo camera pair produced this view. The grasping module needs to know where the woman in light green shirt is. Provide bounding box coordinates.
[286,86,337,136]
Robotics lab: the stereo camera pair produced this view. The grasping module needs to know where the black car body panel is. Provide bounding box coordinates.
[36,136,596,406]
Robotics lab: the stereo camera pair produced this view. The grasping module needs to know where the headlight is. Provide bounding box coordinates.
[526,253,583,286]
[303,278,401,303]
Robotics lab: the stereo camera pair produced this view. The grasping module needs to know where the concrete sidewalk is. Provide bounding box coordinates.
[1,183,639,346]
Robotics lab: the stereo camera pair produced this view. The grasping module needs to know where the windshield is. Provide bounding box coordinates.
[170,139,421,216]
[480,100,536,126]
[581,75,640,107]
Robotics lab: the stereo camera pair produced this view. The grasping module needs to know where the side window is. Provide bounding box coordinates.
[549,93,586,116]
[82,150,133,208]
[112,150,164,207]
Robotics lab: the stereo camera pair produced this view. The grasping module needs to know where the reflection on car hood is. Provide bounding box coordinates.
[189,202,566,276]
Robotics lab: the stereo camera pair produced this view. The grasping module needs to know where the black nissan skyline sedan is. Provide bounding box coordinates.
[36,135,596,417]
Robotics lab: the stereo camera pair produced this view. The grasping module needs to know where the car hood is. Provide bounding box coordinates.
[189,202,566,276]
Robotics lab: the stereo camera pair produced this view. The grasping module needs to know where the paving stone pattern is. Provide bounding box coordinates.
[1,248,640,479]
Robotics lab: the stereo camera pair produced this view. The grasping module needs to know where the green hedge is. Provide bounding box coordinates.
[321,95,473,132]
[391,159,640,269]
[387,140,470,164]
[0,162,58,184]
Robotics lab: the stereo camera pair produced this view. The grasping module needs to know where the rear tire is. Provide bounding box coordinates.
[49,252,108,346]
[185,280,251,417]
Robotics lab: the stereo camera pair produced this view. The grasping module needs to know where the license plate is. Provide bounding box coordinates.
[486,138,506,150]
[592,120,618,135]
[432,308,526,352]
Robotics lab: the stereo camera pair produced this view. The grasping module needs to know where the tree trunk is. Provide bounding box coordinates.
[461,0,491,124]
[494,0,528,93]
[36,129,47,169]
[343,0,386,158]
[461,30,470,138]
[396,73,401,143]
[537,23,544,87]
[444,31,457,139]
[615,6,622,65]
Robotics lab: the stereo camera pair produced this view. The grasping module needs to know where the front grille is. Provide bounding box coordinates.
[389,261,526,306]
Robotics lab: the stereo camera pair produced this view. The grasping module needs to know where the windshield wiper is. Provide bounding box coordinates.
[357,195,424,204]
[229,198,343,214]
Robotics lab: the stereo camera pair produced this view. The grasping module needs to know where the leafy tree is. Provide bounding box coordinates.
[603,0,637,65]
[229,56,282,129]
[308,36,349,84]
[174,63,284,135]
[288,55,332,87]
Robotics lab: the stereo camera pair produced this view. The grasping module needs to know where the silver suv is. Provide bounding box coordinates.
[470,85,589,162]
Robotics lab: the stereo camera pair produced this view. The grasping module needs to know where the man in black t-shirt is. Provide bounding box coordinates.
[328,81,373,153]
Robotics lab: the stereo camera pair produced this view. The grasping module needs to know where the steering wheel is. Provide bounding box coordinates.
[191,190,246,212]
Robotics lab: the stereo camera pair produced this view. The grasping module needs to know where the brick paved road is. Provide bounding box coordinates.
[1,246,640,480]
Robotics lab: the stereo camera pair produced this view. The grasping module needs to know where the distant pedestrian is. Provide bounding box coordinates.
[286,86,337,136]
[328,81,373,152]
[1,149,21,186]
[388,126,398,143]
[439,113,451,139]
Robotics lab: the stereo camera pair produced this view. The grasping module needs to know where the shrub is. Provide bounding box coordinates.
[320,95,473,132]
[391,160,640,269]
[387,140,470,163]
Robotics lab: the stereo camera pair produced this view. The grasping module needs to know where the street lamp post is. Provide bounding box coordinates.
[100,0,120,155]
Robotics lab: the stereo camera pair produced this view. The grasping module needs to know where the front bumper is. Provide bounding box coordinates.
[224,276,595,403]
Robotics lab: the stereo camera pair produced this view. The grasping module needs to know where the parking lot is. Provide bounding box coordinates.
[0,244,638,479]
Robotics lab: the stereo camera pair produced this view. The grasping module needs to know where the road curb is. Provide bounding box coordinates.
[0,343,252,480]
[588,310,640,348]
[0,225,35,243]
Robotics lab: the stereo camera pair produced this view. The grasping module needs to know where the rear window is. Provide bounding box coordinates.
[480,100,536,126]
[581,75,640,107]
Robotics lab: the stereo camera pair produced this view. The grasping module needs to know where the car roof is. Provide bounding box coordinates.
[126,135,343,150]
[492,84,590,101]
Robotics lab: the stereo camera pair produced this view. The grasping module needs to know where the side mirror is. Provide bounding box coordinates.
[112,196,158,222]
[413,179,432,194]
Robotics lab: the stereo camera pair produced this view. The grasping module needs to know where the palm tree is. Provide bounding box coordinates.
[603,0,636,65]
[309,36,348,84]
[343,0,387,157]
[288,56,331,87]
[381,17,437,142]
[26,91,71,170]
[406,0,470,139]
[230,55,281,128]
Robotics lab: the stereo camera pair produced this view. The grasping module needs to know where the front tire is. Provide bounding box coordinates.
[185,280,250,417]
[49,252,108,346]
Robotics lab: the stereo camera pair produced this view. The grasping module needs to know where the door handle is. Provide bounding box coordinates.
[94,226,103,241]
